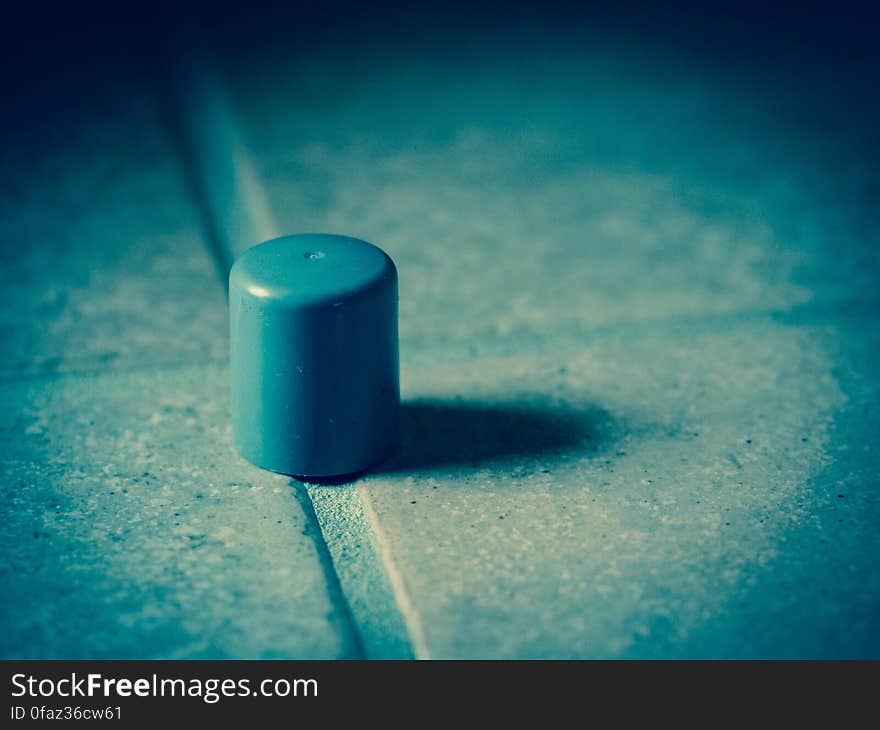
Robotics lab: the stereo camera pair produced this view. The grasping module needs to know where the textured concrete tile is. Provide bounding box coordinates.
[359,315,880,658]
[0,363,359,658]
[189,34,879,657]
[0,88,228,379]
[224,41,877,349]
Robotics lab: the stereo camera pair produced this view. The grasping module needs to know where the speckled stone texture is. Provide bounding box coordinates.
[0,365,358,658]
[3,25,878,659]
[224,38,876,346]
[0,87,228,380]
[362,318,880,657]
[222,31,880,657]
[0,81,360,658]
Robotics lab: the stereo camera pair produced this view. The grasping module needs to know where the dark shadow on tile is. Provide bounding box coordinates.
[383,398,612,473]
[292,399,615,485]
[296,471,367,486]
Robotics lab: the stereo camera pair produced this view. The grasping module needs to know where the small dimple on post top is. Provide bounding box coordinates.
[230,234,396,308]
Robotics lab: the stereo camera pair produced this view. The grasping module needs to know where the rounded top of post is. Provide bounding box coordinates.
[230,234,396,308]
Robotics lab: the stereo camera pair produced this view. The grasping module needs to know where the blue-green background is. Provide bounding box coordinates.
[1,1,878,658]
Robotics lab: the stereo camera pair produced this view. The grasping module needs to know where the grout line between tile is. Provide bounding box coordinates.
[304,483,416,659]
[357,484,430,659]
[157,56,421,659]
[290,482,366,659]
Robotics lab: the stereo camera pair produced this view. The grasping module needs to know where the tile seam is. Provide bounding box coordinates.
[156,61,419,658]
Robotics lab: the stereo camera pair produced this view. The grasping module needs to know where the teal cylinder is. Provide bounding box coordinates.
[230,234,399,477]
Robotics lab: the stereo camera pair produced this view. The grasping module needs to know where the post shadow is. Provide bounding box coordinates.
[298,398,613,485]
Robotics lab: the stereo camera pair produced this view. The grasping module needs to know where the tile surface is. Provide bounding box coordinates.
[364,316,879,657]
[221,33,880,657]
[0,83,360,658]
[0,90,228,379]
[0,365,359,658]
[3,26,877,659]
[226,37,877,343]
